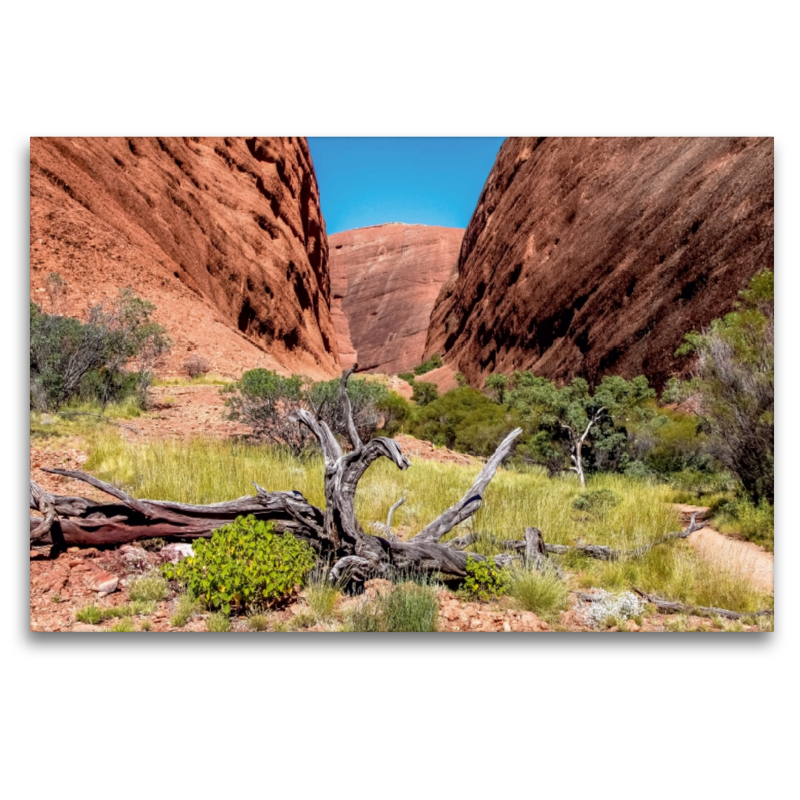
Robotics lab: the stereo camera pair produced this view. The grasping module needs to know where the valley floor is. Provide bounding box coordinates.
[29,384,774,634]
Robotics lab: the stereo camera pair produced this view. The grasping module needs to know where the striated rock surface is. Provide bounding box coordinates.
[30,137,339,378]
[425,137,774,390]
[329,224,463,374]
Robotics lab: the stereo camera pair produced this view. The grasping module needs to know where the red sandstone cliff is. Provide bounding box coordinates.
[329,224,463,375]
[30,137,339,379]
[424,137,774,390]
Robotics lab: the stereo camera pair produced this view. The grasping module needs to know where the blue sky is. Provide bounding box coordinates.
[307,137,506,234]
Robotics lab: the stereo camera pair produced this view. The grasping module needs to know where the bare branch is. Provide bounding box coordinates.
[412,427,523,544]
[338,365,363,452]
[384,497,406,541]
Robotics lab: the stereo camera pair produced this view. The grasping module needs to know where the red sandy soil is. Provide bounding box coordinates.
[674,504,773,594]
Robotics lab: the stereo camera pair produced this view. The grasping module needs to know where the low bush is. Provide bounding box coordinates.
[716,496,774,551]
[162,515,316,614]
[183,354,210,378]
[411,380,438,406]
[408,386,515,454]
[461,556,510,602]
[413,354,443,376]
[572,488,620,513]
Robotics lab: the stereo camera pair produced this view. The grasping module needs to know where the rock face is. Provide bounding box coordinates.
[329,224,463,375]
[424,137,774,390]
[30,137,339,378]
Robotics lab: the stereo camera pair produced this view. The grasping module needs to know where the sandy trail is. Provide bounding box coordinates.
[673,504,773,594]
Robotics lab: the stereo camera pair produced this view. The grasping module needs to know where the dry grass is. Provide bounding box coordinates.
[84,432,774,615]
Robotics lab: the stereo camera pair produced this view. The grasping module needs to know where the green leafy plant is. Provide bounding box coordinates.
[461,556,510,602]
[110,617,135,632]
[398,372,415,384]
[162,515,316,614]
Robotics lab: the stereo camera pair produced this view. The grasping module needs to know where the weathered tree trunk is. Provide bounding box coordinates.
[30,368,524,583]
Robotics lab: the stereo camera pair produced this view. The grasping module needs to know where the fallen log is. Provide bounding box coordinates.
[543,512,706,561]
[29,368,523,582]
[630,588,774,621]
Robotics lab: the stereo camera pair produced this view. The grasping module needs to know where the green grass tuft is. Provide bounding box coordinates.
[206,613,231,632]
[170,594,197,628]
[508,567,569,621]
[128,574,169,603]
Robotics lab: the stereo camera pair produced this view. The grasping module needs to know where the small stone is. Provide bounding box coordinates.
[159,543,194,563]
[503,621,511,632]
[89,571,119,594]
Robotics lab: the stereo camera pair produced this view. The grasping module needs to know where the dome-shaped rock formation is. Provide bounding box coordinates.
[30,137,339,378]
[329,223,463,375]
[424,137,773,390]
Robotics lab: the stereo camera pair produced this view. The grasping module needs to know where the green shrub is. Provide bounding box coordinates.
[509,567,569,621]
[717,496,774,551]
[408,386,516,454]
[411,380,439,406]
[412,354,443,376]
[461,556,510,602]
[30,278,170,411]
[128,573,169,602]
[377,391,412,436]
[223,370,390,449]
[398,372,415,384]
[207,613,231,632]
[343,582,439,632]
[572,488,621,513]
[110,617,136,632]
[162,516,316,614]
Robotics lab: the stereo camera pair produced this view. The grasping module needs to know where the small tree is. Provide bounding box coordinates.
[484,374,508,404]
[222,369,392,452]
[222,370,312,453]
[29,276,170,411]
[676,270,773,503]
[508,373,655,486]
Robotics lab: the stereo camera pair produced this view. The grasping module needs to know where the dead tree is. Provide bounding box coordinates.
[30,368,523,583]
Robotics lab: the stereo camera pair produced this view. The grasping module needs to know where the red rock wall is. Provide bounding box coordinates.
[329,224,463,375]
[424,137,774,390]
[30,137,339,379]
